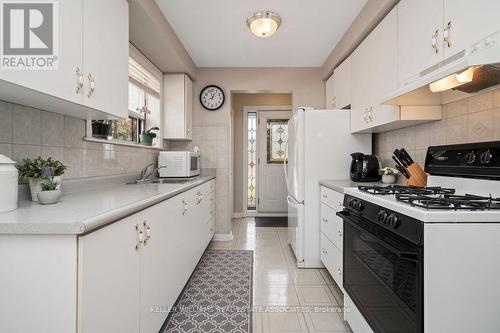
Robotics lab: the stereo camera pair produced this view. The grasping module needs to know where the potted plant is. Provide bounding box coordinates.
[379,166,399,184]
[17,157,67,202]
[91,120,111,139]
[37,167,62,205]
[140,126,159,146]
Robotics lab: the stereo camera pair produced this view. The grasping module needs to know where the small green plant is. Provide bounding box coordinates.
[142,126,159,139]
[40,178,59,191]
[16,157,67,179]
[379,166,399,176]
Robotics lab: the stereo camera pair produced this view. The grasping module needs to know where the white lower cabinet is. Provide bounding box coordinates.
[78,180,216,333]
[320,186,344,293]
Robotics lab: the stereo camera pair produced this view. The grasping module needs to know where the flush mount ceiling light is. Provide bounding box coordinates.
[246,11,281,38]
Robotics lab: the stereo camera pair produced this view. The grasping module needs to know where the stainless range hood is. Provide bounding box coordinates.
[384,29,500,103]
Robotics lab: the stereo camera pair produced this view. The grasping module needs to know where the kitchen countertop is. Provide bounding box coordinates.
[319,179,382,193]
[0,176,215,235]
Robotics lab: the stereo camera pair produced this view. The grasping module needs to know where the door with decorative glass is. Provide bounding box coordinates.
[257,111,292,213]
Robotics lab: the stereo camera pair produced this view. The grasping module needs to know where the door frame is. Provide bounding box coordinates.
[242,105,292,216]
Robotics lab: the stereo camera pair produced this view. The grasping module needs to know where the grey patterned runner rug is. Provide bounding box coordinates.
[163,250,253,333]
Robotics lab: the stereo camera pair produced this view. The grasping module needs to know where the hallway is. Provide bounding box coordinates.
[209,218,350,333]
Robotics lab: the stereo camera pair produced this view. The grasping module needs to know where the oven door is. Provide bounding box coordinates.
[338,210,423,333]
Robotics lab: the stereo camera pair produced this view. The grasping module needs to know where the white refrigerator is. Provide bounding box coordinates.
[286,108,371,268]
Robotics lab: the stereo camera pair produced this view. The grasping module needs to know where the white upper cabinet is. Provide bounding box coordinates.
[82,0,129,119]
[0,0,83,104]
[333,57,351,109]
[351,8,399,132]
[325,74,334,109]
[397,0,444,87]
[0,0,129,120]
[163,74,194,140]
[443,0,500,58]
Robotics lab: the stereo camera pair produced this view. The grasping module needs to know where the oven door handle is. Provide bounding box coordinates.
[337,210,421,262]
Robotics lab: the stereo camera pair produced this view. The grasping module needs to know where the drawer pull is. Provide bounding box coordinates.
[321,217,328,223]
[135,224,144,251]
[143,221,151,245]
[338,230,342,237]
[321,248,328,254]
[322,194,328,198]
[182,199,188,215]
[338,268,342,276]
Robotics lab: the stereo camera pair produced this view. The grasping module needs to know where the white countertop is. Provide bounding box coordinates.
[319,179,383,193]
[345,187,500,223]
[0,176,215,235]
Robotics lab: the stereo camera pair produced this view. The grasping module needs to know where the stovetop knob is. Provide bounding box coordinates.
[465,151,477,164]
[376,209,388,224]
[387,214,400,228]
[353,200,363,211]
[480,150,494,164]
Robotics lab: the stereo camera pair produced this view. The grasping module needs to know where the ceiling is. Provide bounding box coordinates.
[154,0,368,67]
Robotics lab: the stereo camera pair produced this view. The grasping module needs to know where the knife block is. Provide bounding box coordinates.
[404,163,427,188]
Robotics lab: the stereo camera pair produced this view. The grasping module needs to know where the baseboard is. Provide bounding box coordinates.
[212,232,234,241]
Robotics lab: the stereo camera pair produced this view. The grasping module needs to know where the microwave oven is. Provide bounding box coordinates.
[158,151,201,178]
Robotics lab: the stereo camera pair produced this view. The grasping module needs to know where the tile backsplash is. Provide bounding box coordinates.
[375,88,500,169]
[0,100,158,179]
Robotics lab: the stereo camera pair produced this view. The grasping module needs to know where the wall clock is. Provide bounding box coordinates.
[200,85,225,111]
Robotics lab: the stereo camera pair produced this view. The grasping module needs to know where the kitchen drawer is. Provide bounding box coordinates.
[320,233,343,292]
[320,203,343,252]
[320,186,344,211]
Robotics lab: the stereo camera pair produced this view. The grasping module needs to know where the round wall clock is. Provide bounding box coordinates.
[200,85,225,111]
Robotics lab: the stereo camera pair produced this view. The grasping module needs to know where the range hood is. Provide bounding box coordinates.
[384,29,500,103]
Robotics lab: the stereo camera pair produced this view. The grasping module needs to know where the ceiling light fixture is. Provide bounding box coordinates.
[246,11,281,38]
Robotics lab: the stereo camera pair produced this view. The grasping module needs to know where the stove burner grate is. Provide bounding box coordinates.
[358,185,455,196]
[396,193,500,210]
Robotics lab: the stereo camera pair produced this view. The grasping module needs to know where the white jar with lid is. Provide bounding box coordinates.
[0,154,18,213]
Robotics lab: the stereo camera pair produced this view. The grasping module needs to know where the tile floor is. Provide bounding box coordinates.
[209,218,350,333]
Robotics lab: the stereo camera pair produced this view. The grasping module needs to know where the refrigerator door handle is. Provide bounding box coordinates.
[284,142,289,193]
[287,194,303,207]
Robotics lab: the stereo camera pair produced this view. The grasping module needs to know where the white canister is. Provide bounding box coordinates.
[0,154,18,213]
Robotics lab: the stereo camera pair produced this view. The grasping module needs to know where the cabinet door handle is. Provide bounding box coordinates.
[135,224,144,251]
[75,67,84,94]
[196,191,203,205]
[338,268,342,276]
[443,21,452,48]
[368,106,374,123]
[338,230,342,237]
[182,199,188,215]
[322,194,328,199]
[321,248,328,254]
[321,217,328,223]
[87,73,95,97]
[332,96,336,107]
[431,29,439,54]
[143,221,151,245]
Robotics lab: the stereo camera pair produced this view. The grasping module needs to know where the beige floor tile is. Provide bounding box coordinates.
[318,269,335,285]
[253,312,263,333]
[327,284,344,308]
[288,269,325,285]
[262,312,308,333]
[254,284,300,306]
[304,312,348,333]
[254,267,292,285]
[295,285,338,306]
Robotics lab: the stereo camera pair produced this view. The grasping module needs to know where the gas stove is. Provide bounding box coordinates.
[344,141,500,223]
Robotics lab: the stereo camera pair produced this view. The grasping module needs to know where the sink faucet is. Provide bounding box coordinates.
[138,163,166,183]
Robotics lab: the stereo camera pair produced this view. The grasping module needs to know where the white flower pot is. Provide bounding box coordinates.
[382,174,396,184]
[37,189,61,205]
[29,176,61,202]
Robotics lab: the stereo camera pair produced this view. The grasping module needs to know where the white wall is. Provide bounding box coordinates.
[173,67,325,236]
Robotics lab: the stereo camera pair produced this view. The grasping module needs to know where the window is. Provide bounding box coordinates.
[92,45,162,146]
[247,112,257,210]
[266,119,288,163]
